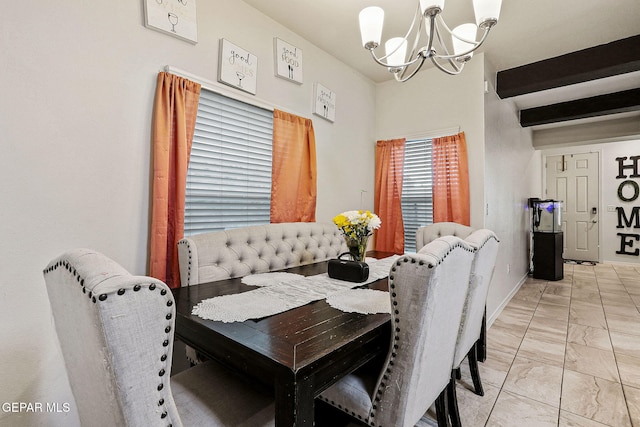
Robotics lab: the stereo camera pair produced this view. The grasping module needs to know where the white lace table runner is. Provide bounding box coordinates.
[326,289,390,314]
[192,255,399,323]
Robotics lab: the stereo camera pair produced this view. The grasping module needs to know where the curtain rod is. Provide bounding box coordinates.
[164,65,304,117]
[378,126,461,142]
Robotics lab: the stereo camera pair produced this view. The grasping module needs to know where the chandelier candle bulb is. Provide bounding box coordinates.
[452,23,478,60]
[359,6,385,48]
[473,0,502,28]
[385,37,408,68]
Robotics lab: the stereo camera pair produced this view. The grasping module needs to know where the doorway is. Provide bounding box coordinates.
[545,152,600,262]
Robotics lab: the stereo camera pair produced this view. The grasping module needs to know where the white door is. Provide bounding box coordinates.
[545,152,599,262]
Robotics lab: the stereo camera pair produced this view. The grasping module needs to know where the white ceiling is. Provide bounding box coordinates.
[242,0,640,128]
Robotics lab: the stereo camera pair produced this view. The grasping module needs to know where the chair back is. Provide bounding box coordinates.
[43,249,183,427]
[370,236,475,427]
[453,229,500,367]
[178,222,346,286]
[415,222,474,251]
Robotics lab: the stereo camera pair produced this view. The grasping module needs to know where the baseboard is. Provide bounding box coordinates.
[487,272,529,329]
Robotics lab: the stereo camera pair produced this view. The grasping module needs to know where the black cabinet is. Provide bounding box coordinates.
[533,232,563,281]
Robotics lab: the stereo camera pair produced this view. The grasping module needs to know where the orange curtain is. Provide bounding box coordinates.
[149,72,201,288]
[374,138,406,254]
[432,131,470,225]
[270,109,317,222]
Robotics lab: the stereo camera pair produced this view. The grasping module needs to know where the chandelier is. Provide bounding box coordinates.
[359,0,502,81]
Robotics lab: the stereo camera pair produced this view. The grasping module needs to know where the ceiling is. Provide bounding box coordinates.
[242,0,640,130]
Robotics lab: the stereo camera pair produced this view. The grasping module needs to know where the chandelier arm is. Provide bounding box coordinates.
[393,54,427,82]
[430,56,463,75]
[382,3,423,63]
[432,18,453,57]
[395,57,428,82]
[407,11,426,63]
[369,46,425,70]
[437,28,491,60]
[437,15,490,45]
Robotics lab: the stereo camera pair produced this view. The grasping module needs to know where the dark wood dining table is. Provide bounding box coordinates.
[171,251,394,427]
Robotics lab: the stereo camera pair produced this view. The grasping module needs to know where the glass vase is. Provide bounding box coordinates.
[345,235,369,262]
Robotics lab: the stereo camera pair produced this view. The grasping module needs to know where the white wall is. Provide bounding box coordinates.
[0,1,375,425]
[483,60,538,322]
[542,139,640,266]
[376,56,535,322]
[375,56,487,229]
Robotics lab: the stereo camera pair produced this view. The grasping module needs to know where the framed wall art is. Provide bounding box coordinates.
[274,38,303,84]
[217,39,258,95]
[144,0,198,44]
[313,83,336,122]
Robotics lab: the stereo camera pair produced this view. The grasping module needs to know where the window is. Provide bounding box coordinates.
[184,89,273,235]
[401,138,433,252]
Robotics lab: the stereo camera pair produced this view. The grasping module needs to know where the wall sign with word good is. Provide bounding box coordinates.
[313,83,336,123]
[218,39,258,95]
[274,38,303,84]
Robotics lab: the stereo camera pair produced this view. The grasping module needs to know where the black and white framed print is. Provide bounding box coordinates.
[144,0,198,44]
[217,39,258,95]
[313,83,336,122]
[274,38,303,84]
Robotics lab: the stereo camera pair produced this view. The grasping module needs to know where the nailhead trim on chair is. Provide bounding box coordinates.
[317,241,476,427]
[177,240,192,285]
[43,260,176,427]
[372,242,473,427]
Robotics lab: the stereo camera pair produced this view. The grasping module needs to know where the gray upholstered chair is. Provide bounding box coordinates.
[415,222,474,252]
[318,236,476,427]
[43,248,274,427]
[447,229,500,427]
[417,222,492,361]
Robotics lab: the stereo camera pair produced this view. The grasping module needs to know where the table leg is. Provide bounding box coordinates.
[275,375,315,426]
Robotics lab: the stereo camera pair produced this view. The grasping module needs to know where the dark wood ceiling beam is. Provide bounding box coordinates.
[520,88,640,127]
[497,35,640,99]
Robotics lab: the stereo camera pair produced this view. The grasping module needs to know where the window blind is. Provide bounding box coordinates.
[184,89,274,235]
[401,138,433,252]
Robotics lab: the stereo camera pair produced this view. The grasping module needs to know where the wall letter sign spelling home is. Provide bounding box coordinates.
[615,155,640,256]
[313,83,336,123]
[218,39,258,95]
[144,0,198,44]
[274,38,303,84]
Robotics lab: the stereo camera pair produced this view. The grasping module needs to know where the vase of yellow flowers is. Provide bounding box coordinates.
[332,210,382,262]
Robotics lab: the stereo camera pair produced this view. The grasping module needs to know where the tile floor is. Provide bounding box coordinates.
[428,261,640,426]
[319,262,640,426]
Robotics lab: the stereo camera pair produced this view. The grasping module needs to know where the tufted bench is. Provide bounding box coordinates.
[177,222,348,286]
[415,222,475,252]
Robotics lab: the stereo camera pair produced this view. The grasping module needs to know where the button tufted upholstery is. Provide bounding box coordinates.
[178,222,347,286]
[415,222,475,252]
[43,248,275,427]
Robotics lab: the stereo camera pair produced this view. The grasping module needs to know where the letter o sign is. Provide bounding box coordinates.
[618,180,640,202]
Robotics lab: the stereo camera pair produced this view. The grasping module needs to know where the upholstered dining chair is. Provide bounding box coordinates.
[415,222,475,252]
[416,222,493,360]
[318,236,476,427]
[43,248,275,427]
[447,229,500,427]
